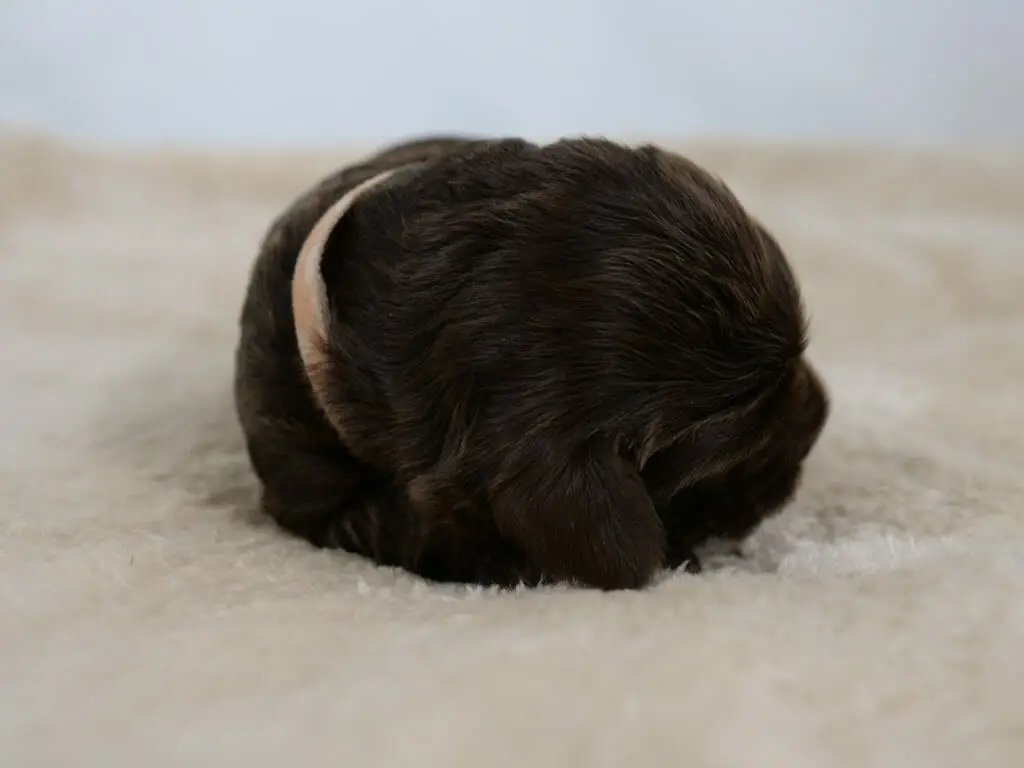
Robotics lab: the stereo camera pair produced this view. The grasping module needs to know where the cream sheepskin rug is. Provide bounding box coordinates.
[1,133,1022,767]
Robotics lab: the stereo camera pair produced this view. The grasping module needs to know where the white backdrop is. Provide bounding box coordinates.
[1,0,1022,148]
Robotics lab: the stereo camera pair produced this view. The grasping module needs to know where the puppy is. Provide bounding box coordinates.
[233,135,829,590]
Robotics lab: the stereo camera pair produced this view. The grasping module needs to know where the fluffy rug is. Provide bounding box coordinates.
[2,133,1022,767]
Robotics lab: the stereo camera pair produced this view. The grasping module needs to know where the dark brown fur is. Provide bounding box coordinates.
[233,135,829,590]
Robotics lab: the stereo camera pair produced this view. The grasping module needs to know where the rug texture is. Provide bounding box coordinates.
[1,133,1022,767]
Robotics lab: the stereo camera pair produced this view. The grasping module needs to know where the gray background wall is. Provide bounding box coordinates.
[1,0,1021,148]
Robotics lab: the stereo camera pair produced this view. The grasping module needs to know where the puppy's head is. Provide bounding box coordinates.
[586,146,829,513]
[497,140,826,472]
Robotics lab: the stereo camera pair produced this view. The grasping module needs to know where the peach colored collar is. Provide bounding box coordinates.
[292,168,399,417]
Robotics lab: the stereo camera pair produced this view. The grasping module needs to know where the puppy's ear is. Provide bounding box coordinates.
[291,169,398,416]
[488,436,666,590]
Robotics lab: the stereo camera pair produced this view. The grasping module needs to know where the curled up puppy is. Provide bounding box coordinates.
[233,135,829,590]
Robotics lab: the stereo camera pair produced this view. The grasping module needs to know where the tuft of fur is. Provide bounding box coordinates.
[233,135,829,590]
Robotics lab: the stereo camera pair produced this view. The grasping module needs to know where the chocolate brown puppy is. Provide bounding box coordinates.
[233,135,829,590]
